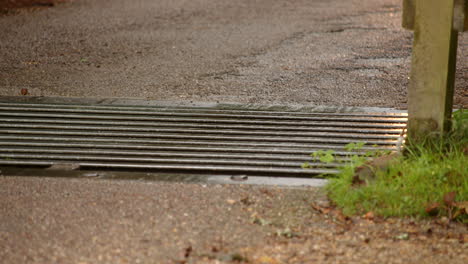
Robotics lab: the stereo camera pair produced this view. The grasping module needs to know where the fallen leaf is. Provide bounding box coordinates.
[426,228,433,235]
[453,201,468,213]
[259,188,274,197]
[425,202,440,216]
[363,211,375,220]
[332,209,351,224]
[451,201,468,220]
[211,246,219,253]
[20,88,28,95]
[256,255,279,264]
[435,216,450,226]
[184,245,192,258]
[460,234,468,243]
[443,191,456,207]
[406,227,419,234]
[240,196,254,205]
[311,203,331,214]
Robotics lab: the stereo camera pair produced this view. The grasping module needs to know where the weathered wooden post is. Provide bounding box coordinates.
[403,0,467,141]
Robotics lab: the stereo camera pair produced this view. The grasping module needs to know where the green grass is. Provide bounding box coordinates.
[325,110,467,219]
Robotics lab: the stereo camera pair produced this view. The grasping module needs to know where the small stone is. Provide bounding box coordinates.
[83,172,100,177]
[230,175,248,181]
[48,163,80,170]
[395,233,409,240]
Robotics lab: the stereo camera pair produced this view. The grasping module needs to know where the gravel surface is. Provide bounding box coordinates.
[0,0,466,107]
[0,177,467,264]
[0,1,467,263]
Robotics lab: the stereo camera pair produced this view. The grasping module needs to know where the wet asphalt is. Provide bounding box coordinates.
[0,0,466,107]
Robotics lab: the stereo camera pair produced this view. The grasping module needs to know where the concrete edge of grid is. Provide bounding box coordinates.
[0,96,408,114]
[0,167,328,188]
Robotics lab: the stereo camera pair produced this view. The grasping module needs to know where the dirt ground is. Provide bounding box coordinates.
[0,0,467,263]
[0,177,466,264]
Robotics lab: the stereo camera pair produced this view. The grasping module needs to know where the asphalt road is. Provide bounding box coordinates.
[0,0,466,107]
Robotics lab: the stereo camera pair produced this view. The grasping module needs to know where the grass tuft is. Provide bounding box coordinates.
[325,110,467,219]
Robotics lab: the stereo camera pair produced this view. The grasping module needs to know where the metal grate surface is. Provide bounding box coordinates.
[0,97,407,177]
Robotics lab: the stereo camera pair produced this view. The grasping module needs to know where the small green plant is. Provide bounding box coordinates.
[324,110,467,220]
[311,149,336,164]
[344,141,366,152]
[302,141,392,170]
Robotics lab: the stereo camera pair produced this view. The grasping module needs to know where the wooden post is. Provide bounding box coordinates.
[403,0,467,141]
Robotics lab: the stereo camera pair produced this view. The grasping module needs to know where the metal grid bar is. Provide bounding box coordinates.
[0,99,407,176]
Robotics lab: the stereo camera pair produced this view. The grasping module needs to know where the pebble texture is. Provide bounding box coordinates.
[0,177,466,264]
[0,0,466,107]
